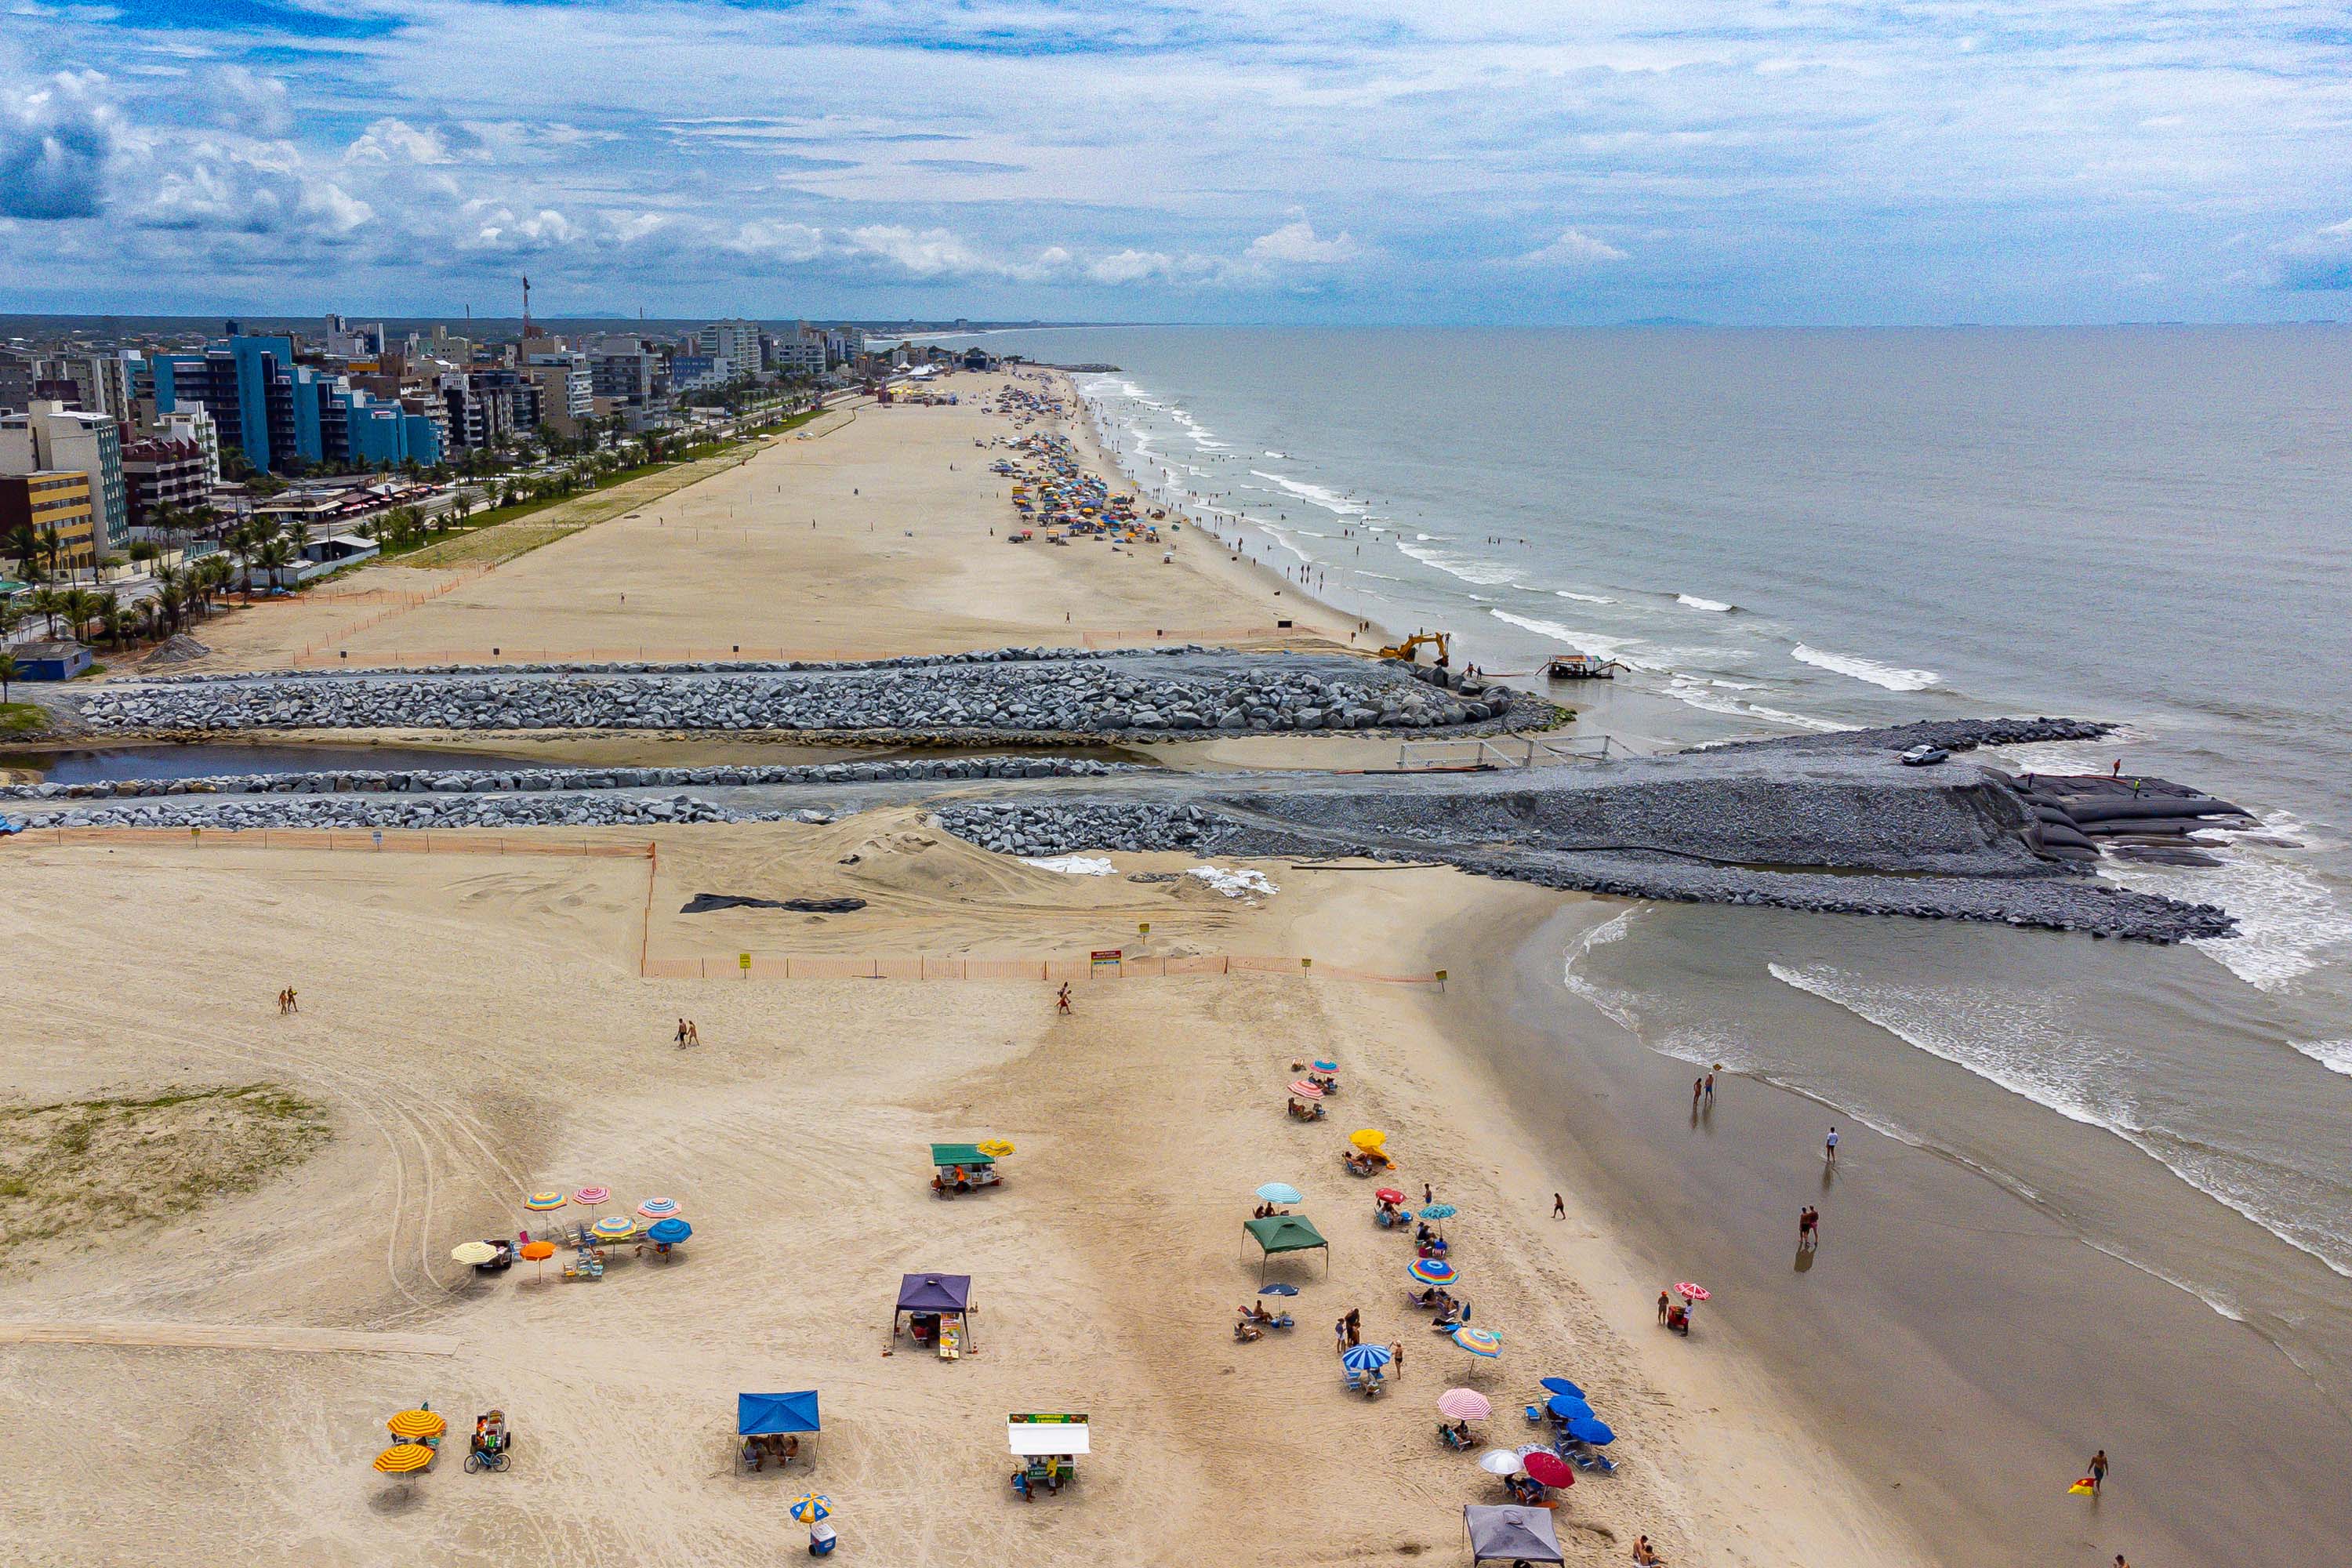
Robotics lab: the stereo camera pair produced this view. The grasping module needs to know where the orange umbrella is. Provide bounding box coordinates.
[520,1239,557,1279]
[387,1409,446,1440]
[374,1443,432,1475]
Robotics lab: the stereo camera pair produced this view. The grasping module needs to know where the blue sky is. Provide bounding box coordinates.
[1,0,2348,322]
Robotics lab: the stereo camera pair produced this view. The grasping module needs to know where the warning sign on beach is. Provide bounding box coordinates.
[1090,949,1122,973]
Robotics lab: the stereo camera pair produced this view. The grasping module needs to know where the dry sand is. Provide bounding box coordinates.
[0,825,1926,1566]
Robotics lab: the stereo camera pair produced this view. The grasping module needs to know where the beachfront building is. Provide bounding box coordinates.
[699,320,761,374]
[147,333,441,474]
[523,349,594,437]
[118,437,209,528]
[143,401,222,486]
[669,354,732,394]
[0,401,125,558]
[0,470,99,570]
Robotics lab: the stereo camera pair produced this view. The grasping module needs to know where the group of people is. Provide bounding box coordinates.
[274,986,299,1014]
[1250,1200,1291,1219]
[673,1018,702,1048]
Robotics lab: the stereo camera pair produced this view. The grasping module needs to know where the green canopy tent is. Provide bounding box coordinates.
[1242,1215,1329,1280]
[931,1144,1001,1196]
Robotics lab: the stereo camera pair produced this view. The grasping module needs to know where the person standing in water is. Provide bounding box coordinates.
[1825,1127,1840,1165]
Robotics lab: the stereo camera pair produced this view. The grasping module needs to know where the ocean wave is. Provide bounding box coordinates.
[1791,644,1941,692]
[1555,590,1617,604]
[2292,1039,2352,1077]
[1769,962,2352,1280]
[1399,542,1526,588]
[1248,470,1363,516]
[1264,450,1288,459]
[1675,593,1735,612]
[1562,912,1643,1033]
[1488,610,1647,664]
[2100,823,2352,993]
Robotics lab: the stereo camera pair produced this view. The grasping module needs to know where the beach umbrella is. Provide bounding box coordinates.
[1452,1326,1504,1358]
[1545,1393,1594,1421]
[591,1216,637,1240]
[1374,1188,1406,1204]
[647,1218,691,1244]
[637,1197,682,1221]
[1341,1344,1394,1374]
[1255,1182,1303,1205]
[1312,1060,1338,1072]
[1565,1415,1615,1446]
[1419,1203,1457,1221]
[1675,1282,1710,1301]
[1408,1258,1458,1286]
[449,1241,499,1266]
[789,1494,833,1524]
[976,1139,1016,1158]
[522,1191,566,1212]
[1437,1388,1492,1421]
[1348,1129,1386,1150]
[572,1185,610,1208]
[373,1443,433,1475]
[519,1239,557,1279]
[1258,1283,1299,1297]
[387,1410,446,1440]
[1523,1450,1575,1488]
[1477,1448,1525,1477]
[1288,1080,1324,1099]
[1537,1377,1584,1399]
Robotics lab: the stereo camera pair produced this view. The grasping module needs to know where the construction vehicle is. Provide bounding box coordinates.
[1377,630,1451,667]
[1546,653,1628,681]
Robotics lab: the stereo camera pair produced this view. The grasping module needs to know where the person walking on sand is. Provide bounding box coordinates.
[2089,1449,2108,1495]
[1344,1308,1363,1347]
[1388,1341,1405,1380]
[1693,1076,1703,1109]
[1799,1206,1819,1250]
[676,1018,688,1047]
[1553,1192,1566,1219]
[285,987,297,1014]
[1055,983,1073,1015]
[1825,1126,1839,1165]
[686,1020,701,1047]
[1423,1183,1433,1207]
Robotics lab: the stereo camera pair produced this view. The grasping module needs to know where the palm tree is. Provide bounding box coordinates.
[39,526,63,584]
[5,523,40,586]
[27,586,59,638]
[156,582,186,635]
[258,536,296,592]
[229,524,257,598]
[56,587,98,644]
[0,650,15,703]
[96,590,126,651]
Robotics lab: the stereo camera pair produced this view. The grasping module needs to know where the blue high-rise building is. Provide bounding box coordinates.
[149,333,440,473]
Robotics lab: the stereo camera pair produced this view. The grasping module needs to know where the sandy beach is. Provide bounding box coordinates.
[5,361,2262,1568]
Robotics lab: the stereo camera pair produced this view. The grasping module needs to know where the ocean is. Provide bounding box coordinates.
[945,324,2352,1396]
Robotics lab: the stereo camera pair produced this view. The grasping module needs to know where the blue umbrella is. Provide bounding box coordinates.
[1545,1393,1593,1421]
[1564,1416,1615,1446]
[1254,1182,1303,1205]
[1312,1060,1338,1073]
[1418,1204,1457,1221]
[1340,1344,1393,1373]
[1538,1377,1584,1399]
[648,1218,691,1244]
[1258,1283,1299,1297]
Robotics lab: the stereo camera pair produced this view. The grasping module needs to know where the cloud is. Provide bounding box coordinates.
[1244,219,1361,266]
[0,69,114,220]
[908,158,1027,174]
[201,66,291,136]
[1088,248,1173,285]
[1518,227,1628,266]
[2270,219,2352,292]
[133,139,375,241]
[345,117,458,166]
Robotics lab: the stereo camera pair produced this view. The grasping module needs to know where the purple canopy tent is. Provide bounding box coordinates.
[894,1272,977,1349]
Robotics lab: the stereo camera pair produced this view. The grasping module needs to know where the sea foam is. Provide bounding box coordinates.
[1791,644,1941,692]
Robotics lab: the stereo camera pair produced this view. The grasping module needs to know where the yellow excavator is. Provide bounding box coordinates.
[1376,630,1451,667]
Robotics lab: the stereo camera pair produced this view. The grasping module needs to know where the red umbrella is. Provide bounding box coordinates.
[1523,1450,1576,1488]
[1375,1188,1406,1204]
[1675,1282,1711,1301]
[1288,1080,1324,1099]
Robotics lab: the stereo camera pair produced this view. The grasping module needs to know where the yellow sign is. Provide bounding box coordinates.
[1301,957,1312,971]
[739,952,751,971]
[1138,922,1149,935]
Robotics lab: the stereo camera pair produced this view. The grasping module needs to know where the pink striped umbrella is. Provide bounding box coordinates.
[1288,1080,1324,1099]
[1436,1388,1491,1421]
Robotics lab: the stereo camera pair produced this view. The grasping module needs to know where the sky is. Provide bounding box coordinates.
[1,0,2349,324]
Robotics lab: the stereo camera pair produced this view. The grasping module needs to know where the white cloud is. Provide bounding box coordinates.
[0,68,114,220]
[346,118,457,166]
[2269,217,2352,292]
[1088,248,1173,285]
[1517,227,1628,266]
[202,66,290,136]
[1245,219,1362,266]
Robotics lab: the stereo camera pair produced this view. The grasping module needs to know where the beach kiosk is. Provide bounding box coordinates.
[1007,1412,1087,1498]
[736,1390,820,1473]
[1465,1504,1565,1563]
[1243,1214,1330,1281]
[930,1142,1005,1198]
[894,1272,977,1358]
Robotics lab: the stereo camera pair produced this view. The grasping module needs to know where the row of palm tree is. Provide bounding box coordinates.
[10,552,239,650]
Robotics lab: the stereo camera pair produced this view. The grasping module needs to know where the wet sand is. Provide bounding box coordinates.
[1457,898,2352,1566]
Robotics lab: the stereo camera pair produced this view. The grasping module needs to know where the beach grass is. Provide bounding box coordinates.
[0,701,47,735]
[0,1083,332,1257]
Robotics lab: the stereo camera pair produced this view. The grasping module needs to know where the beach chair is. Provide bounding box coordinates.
[1525,1403,1545,1425]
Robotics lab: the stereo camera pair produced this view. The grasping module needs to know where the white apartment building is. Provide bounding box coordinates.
[699,320,762,373]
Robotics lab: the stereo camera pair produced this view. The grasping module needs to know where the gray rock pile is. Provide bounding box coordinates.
[77,650,1511,738]
[935,802,1232,857]
[0,754,1132,803]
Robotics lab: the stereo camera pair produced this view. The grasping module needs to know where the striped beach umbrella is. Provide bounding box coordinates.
[387,1409,446,1439]
[1675,1282,1710,1301]
[1255,1182,1303,1205]
[572,1186,610,1207]
[449,1241,499,1265]
[591,1216,637,1240]
[1451,1326,1504,1358]
[636,1197,682,1221]
[1288,1080,1323,1099]
[1436,1388,1491,1421]
[1312,1060,1339,1072]
[374,1443,433,1475]
[789,1494,833,1524]
[1408,1258,1457,1286]
[1340,1343,1393,1373]
[523,1191,566,1212]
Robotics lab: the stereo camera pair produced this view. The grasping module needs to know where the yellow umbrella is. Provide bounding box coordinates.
[374,1443,434,1474]
[976,1139,1015,1158]
[1349,1129,1387,1151]
[450,1241,499,1265]
[387,1409,446,1440]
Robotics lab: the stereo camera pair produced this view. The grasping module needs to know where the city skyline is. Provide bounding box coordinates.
[1,1,2348,325]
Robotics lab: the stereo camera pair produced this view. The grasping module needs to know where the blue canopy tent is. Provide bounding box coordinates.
[739,1391,822,1436]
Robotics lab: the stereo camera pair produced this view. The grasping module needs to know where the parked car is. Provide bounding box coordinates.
[1900,744,1950,767]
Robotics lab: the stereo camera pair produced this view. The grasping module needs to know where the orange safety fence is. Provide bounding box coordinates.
[287,626,1328,669]
[639,953,1441,986]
